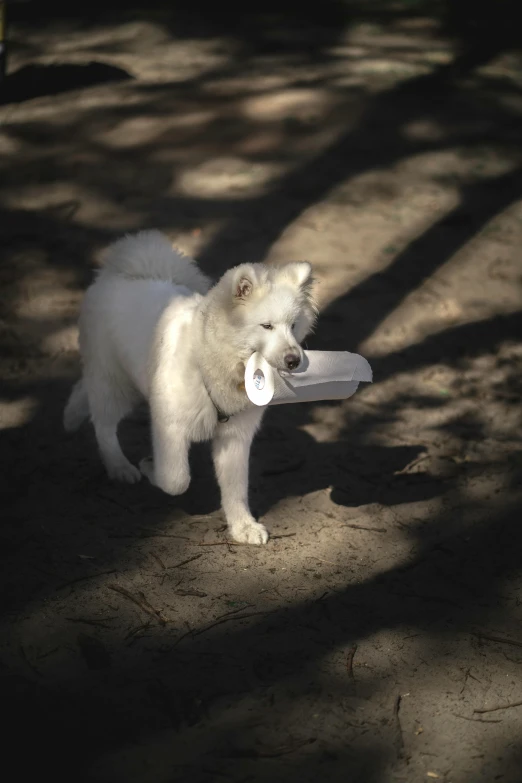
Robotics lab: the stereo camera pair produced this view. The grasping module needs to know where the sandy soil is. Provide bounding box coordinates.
[1,4,522,782]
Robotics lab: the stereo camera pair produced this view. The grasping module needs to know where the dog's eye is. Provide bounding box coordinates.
[261,323,273,330]
[291,322,296,330]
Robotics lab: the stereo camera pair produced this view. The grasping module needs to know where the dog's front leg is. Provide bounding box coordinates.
[212,408,268,545]
[140,410,190,496]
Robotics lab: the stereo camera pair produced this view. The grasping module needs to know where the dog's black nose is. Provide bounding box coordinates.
[284,353,300,371]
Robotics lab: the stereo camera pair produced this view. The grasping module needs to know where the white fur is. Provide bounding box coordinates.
[64,230,316,545]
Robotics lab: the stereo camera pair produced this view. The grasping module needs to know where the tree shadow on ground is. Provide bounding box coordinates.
[1,5,522,781]
[0,62,133,105]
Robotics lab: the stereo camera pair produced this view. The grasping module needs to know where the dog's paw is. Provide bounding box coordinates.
[230,519,269,546]
[107,460,141,484]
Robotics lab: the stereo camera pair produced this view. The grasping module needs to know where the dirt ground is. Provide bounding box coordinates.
[1,3,522,781]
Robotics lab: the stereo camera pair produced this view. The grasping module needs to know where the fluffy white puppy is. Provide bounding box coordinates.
[64,230,316,544]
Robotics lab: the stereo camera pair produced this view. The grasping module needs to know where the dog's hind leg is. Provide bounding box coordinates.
[86,374,141,484]
[212,408,268,545]
[64,378,89,432]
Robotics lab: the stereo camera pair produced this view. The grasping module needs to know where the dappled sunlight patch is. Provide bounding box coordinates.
[0,130,22,155]
[65,192,145,231]
[0,183,83,212]
[330,74,367,89]
[298,408,350,445]
[98,111,217,149]
[0,181,145,230]
[352,365,496,443]
[203,73,292,96]
[8,19,230,84]
[0,397,37,430]
[360,294,469,359]
[3,263,81,359]
[16,21,171,57]
[42,325,79,355]
[153,221,225,261]
[350,57,432,78]
[178,156,285,198]
[401,147,521,182]
[269,174,459,311]
[402,119,449,142]
[15,268,81,316]
[361,199,522,360]
[296,340,522,489]
[250,503,413,592]
[241,88,337,123]
[235,127,287,156]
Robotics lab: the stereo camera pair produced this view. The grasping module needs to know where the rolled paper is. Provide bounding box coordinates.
[245,350,372,407]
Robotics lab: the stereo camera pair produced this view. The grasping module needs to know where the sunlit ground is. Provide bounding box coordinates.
[1,5,522,782]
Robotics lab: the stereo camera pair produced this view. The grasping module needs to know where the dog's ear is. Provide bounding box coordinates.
[235,276,253,299]
[279,261,317,341]
[279,261,313,290]
[232,264,259,302]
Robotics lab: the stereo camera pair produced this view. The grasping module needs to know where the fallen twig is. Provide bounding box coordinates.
[19,645,42,678]
[312,556,339,566]
[453,713,502,724]
[139,531,191,540]
[474,700,522,714]
[96,493,137,515]
[393,694,405,759]
[175,589,208,597]
[346,644,358,679]
[176,608,267,644]
[194,610,267,636]
[58,569,118,590]
[460,667,482,694]
[194,540,254,547]
[196,535,294,546]
[110,531,190,540]
[222,737,316,758]
[108,584,168,625]
[150,552,166,570]
[65,616,114,628]
[187,514,223,525]
[210,605,254,622]
[342,523,387,533]
[394,454,430,475]
[261,737,316,757]
[168,554,203,569]
[472,632,522,650]
[125,622,151,641]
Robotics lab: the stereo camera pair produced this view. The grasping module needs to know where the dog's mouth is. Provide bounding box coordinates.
[249,351,281,372]
[266,358,302,374]
[246,350,303,374]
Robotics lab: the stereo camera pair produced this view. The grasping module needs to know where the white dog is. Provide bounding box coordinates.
[64,230,316,544]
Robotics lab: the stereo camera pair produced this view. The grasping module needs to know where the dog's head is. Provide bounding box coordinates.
[217,261,317,371]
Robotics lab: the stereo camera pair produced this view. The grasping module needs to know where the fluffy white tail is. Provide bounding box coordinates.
[98,230,211,294]
[63,379,89,432]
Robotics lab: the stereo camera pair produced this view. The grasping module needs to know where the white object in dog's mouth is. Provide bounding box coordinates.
[245,353,276,406]
[244,350,373,407]
[253,369,265,391]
